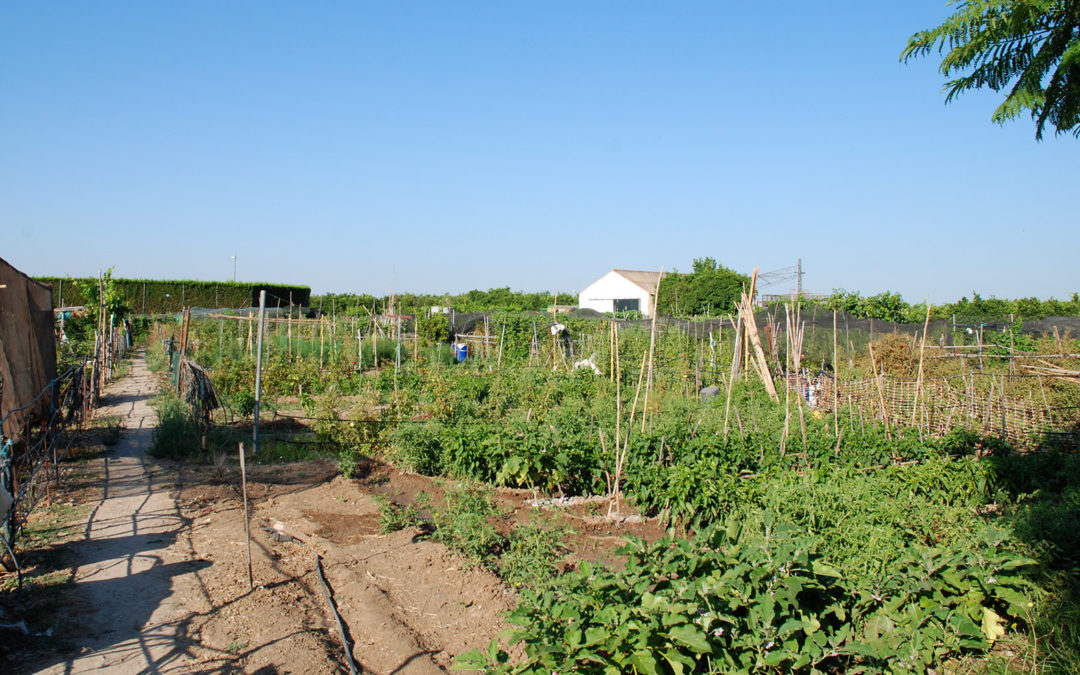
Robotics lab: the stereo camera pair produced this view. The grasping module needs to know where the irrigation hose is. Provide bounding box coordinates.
[315,553,359,675]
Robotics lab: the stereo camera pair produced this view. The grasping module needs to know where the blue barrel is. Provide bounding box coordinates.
[452,343,468,362]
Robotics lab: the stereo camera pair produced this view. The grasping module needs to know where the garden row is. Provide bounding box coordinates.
[149,317,1080,672]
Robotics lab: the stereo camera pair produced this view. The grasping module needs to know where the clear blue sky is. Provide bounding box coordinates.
[2,2,1075,303]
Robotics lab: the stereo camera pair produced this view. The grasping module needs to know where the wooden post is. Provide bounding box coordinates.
[253,291,267,455]
[609,320,615,381]
[239,443,253,590]
[868,343,891,439]
[372,317,379,376]
[641,268,664,432]
[723,313,743,441]
[614,321,621,474]
[912,303,931,426]
[740,271,778,402]
[497,324,506,368]
[832,310,839,444]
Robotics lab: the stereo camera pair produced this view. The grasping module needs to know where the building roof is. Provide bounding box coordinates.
[612,269,662,294]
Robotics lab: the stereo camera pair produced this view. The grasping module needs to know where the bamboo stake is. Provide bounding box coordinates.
[780,306,791,457]
[609,320,615,381]
[723,313,743,441]
[239,442,253,590]
[740,269,778,402]
[641,268,664,432]
[912,303,931,426]
[612,351,648,517]
[614,321,621,466]
[497,323,506,368]
[833,310,839,445]
[868,343,891,439]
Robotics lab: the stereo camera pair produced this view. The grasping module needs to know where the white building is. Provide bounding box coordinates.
[577,269,662,317]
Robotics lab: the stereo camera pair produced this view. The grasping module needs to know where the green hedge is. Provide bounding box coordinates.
[36,277,310,314]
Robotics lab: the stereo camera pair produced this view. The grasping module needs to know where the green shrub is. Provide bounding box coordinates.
[150,391,202,459]
[374,493,429,534]
[433,483,504,567]
[500,517,568,589]
[457,517,1035,674]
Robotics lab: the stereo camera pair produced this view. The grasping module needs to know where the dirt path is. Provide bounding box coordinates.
[36,353,211,673]
[10,351,664,673]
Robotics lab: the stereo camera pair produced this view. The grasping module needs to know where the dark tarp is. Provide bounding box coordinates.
[0,258,58,439]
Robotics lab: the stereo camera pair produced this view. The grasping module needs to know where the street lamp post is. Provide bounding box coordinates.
[232,255,237,282]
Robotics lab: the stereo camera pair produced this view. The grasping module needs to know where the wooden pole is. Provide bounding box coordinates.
[253,291,267,455]
[868,343,891,439]
[614,321,621,464]
[832,310,839,445]
[609,320,615,381]
[641,268,664,432]
[497,323,506,368]
[723,313,743,441]
[239,442,253,590]
[912,303,931,426]
[372,312,379,376]
[612,351,647,516]
[740,276,778,402]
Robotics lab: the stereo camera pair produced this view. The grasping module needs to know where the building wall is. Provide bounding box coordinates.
[577,271,654,317]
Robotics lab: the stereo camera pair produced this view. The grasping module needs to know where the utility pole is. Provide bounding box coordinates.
[797,258,803,299]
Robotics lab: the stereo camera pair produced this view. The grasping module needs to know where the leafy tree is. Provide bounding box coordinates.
[902,0,1080,139]
[656,258,748,317]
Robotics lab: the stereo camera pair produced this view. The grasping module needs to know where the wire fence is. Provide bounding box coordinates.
[1,362,89,576]
[1,317,132,579]
[788,371,1078,448]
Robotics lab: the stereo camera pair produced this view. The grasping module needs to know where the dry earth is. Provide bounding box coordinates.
[2,351,663,673]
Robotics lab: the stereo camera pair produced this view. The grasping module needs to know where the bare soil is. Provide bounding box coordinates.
[2,353,663,674]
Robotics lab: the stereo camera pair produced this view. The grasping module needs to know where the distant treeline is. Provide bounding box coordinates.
[37,277,311,314]
[315,279,1080,326]
[313,287,573,317]
[777,290,1080,324]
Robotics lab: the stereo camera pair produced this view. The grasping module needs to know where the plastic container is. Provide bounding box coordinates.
[452,343,468,362]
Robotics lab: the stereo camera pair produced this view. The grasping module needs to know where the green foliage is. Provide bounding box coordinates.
[309,392,382,478]
[821,289,910,322]
[100,416,124,446]
[458,518,1035,674]
[500,516,570,590]
[902,0,1080,139]
[38,276,310,314]
[798,289,1080,323]
[312,287,572,318]
[656,258,750,317]
[149,390,203,459]
[418,314,450,343]
[231,390,256,418]
[433,483,505,567]
[374,492,429,534]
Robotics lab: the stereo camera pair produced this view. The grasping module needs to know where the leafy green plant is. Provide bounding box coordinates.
[457,518,1035,674]
[500,516,569,589]
[433,483,505,567]
[374,492,430,534]
[149,390,202,459]
[100,416,124,446]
